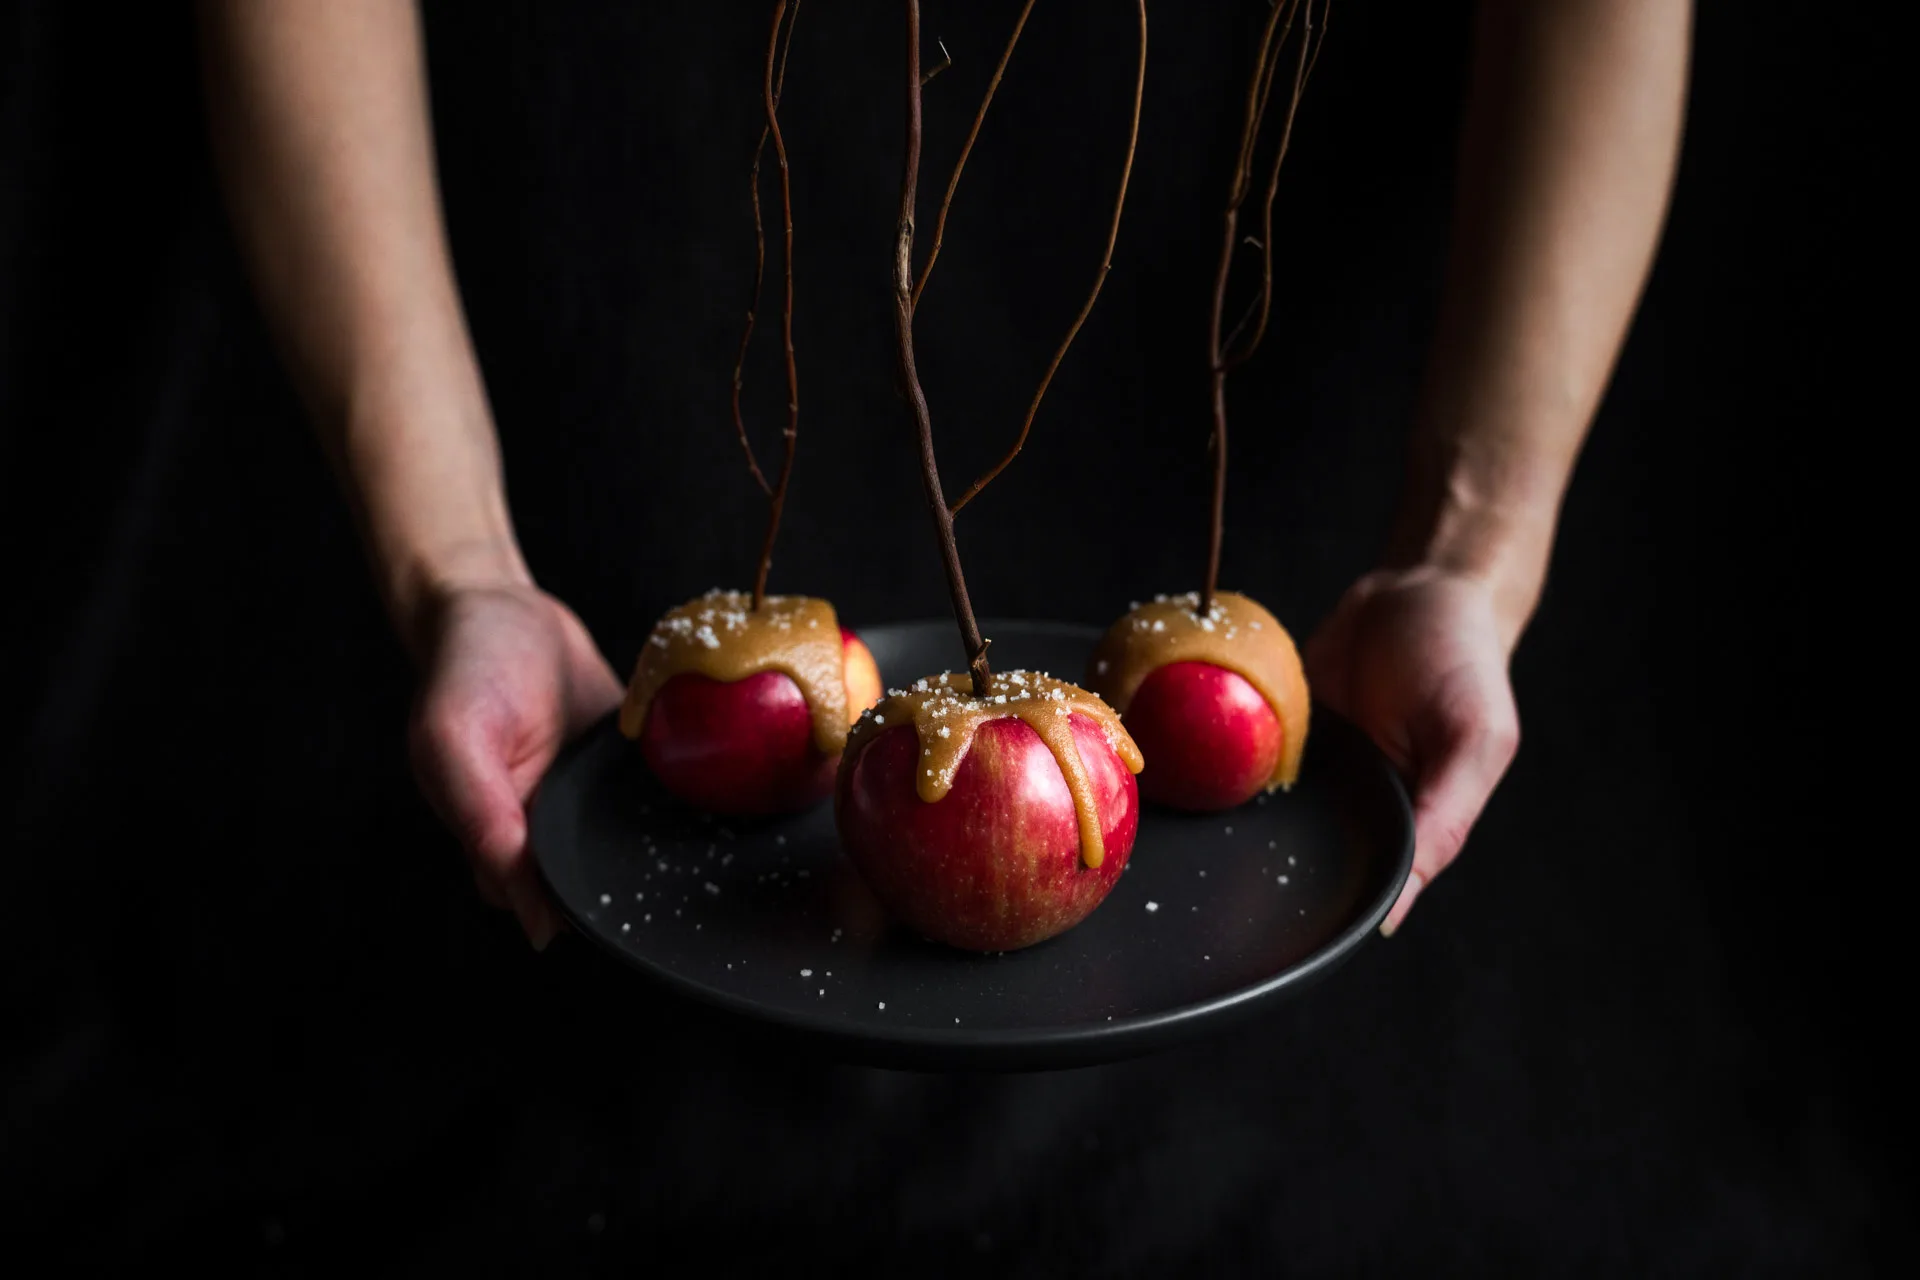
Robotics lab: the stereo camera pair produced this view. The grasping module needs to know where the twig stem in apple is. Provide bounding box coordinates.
[948,0,1148,517]
[1201,0,1326,613]
[910,1,1035,315]
[736,0,803,611]
[895,0,993,694]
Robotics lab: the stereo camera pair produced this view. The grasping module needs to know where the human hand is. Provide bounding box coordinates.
[1304,566,1520,934]
[407,581,623,949]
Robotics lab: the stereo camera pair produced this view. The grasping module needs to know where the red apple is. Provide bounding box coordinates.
[1124,660,1282,811]
[835,713,1139,951]
[641,628,881,816]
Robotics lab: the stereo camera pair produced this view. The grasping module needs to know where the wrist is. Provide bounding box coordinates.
[1386,430,1562,653]
[389,533,534,662]
[337,393,534,666]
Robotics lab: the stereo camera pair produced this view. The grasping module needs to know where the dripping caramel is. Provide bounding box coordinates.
[843,670,1143,870]
[1088,591,1310,789]
[619,590,851,752]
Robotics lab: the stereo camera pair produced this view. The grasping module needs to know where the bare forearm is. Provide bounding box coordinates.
[1392,0,1691,648]
[197,0,526,657]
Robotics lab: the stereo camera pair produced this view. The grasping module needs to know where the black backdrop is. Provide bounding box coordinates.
[0,1,1901,1272]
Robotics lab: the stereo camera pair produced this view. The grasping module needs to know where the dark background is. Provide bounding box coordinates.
[0,1,1900,1273]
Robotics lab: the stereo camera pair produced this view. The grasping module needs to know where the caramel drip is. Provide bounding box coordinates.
[618,590,849,752]
[844,670,1144,869]
[1087,591,1311,789]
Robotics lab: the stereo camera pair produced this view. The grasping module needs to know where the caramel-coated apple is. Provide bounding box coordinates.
[620,591,882,816]
[1087,591,1309,812]
[835,671,1142,952]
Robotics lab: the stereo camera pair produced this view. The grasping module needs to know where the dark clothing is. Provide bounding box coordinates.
[0,2,1895,1272]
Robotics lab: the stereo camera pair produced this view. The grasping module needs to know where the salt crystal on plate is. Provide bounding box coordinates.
[598,893,612,906]
[1145,901,1159,913]
[800,968,812,977]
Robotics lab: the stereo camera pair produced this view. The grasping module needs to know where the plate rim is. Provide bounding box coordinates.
[531,618,1414,1069]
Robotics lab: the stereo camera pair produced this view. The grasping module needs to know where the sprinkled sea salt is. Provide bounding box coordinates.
[704,882,720,895]
[1145,901,1160,913]
[598,893,611,906]
[800,968,812,977]
[878,1002,886,1011]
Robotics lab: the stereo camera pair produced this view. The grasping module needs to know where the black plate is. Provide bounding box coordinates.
[531,620,1413,1070]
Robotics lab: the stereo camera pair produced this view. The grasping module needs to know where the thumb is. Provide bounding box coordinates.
[558,610,626,733]
[1380,698,1518,935]
[1303,599,1360,716]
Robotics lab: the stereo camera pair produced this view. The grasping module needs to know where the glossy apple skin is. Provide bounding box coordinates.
[641,628,880,816]
[835,713,1138,951]
[1124,660,1282,812]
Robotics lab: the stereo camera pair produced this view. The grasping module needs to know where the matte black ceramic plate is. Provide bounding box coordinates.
[531,620,1412,1070]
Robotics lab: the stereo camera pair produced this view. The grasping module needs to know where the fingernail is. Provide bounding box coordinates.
[1380,871,1425,937]
[506,883,552,952]
[530,908,559,952]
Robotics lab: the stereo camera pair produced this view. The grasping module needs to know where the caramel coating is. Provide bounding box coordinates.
[1087,591,1310,789]
[844,671,1144,869]
[618,591,849,752]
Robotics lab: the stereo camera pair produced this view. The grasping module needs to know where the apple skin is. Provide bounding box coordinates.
[640,627,881,816]
[1125,660,1282,812]
[835,713,1139,951]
